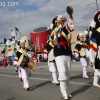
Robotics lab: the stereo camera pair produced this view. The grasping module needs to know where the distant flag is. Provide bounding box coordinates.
[11,27,20,40]
[15,27,19,36]
[15,27,19,31]
[6,27,20,47]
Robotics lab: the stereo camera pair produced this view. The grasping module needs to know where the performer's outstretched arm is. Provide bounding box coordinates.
[66,15,74,33]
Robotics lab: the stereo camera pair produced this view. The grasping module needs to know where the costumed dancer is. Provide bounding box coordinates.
[84,14,99,77]
[11,48,18,73]
[44,8,74,100]
[44,40,59,85]
[14,40,30,91]
[89,10,100,88]
[73,33,89,79]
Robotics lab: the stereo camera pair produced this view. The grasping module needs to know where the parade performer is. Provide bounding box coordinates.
[11,48,18,73]
[44,6,74,99]
[14,40,31,91]
[84,29,95,76]
[73,33,89,79]
[89,10,100,88]
[44,42,59,85]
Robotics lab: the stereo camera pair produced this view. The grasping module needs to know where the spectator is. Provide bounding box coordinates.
[2,55,8,67]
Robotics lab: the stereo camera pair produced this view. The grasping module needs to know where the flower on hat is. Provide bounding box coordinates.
[55,15,66,23]
[52,15,66,24]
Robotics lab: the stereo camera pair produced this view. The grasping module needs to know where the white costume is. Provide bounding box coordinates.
[19,67,30,89]
[89,31,100,88]
[74,33,89,78]
[14,40,30,90]
[44,15,74,99]
[89,11,100,88]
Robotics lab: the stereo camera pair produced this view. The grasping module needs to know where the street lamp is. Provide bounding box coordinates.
[86,0,99,11]
[96,0,98,11]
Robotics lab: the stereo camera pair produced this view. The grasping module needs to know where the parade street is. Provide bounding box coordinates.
[0,62,100,100]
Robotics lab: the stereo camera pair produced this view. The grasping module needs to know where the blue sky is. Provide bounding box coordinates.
[0,0,100,42]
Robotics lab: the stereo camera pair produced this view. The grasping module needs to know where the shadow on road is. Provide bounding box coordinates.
[70,72,93,80]
[71,82,93,97]
[29,81,50,91]
[70,73,83,80]
[7,97,16,100]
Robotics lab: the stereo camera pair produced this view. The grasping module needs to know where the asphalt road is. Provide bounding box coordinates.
[0,61,100,100]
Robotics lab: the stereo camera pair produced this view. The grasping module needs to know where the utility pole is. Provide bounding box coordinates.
[86,0,99,12]
[96,0,98,11]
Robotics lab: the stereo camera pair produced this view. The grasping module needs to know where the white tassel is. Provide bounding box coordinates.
[84,30,88,35]
[50,24,54,30]
[89,31,92,38]
[90,20,96,28]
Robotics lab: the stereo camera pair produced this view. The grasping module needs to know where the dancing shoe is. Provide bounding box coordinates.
[62,96,68,100]
[93,84,100,88]
[24,87,30,91]
[62,94,72,100]
[52,82,60,85]
[83,75,89,79]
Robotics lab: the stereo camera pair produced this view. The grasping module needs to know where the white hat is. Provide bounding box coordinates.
[78,33,84,38]
[56,15,63,22]
[20,40,26,44]
[55,15,66,23]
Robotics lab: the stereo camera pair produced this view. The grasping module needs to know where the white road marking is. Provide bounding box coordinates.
[70,82,92,86]
[0,74,92,86]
